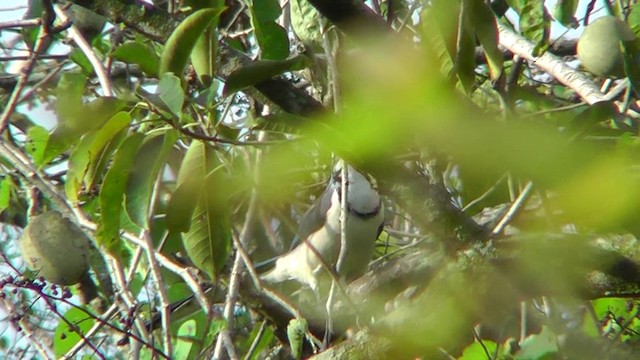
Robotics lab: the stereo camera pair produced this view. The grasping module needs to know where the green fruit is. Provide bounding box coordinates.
[577,16,636,78]
[20,211,91,285]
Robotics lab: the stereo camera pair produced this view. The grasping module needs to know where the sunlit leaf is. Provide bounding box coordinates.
[25,125,49,167]
[0,177,12,212]
[174,320,196,358]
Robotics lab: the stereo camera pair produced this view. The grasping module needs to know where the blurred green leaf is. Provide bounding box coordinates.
[0,177,12,212]
[553,0,579,28]
[53,307,96,357]
[25,125,49,167]
[515,326,558,359]
[69,48,93,75]
[174,320,196,358]
[125,130,179,228]
[519,1,550,55]
[112,41,160,77]
[55,72,86,124]
[45,97,126,164]
[458,340,498,359]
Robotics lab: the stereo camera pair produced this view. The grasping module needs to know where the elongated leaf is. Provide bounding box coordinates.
[553,0,579,28]
[98,133,145,253]
[182,167,231,279]
[254,21,289,60]
[191,26,217,86]
[65,112,132,202]
[44,97,126,163]
[125,130,179,228]
[468,0,503,80]
[250,0,289,60]
[65,133,95,203]
[166,140,219,232]
[112,41,160,77]
[0,177,12,211]
[159,8,224,76]
[223,55,312,95]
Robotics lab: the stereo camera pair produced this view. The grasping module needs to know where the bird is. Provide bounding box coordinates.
[261,163,385,291]
[144,164,384,331]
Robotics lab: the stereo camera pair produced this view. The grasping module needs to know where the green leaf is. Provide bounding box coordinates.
[25,125,49,167]
[250,0,289,60]
[290,0,322,46]
[254,21,289,60]
[55,72,86,124]
[158,73,185,119]
[252,0,281,21]
[166,141,219,232]
[65,112,132,202]
[553,0,579,29]
[422,2,474,91]
[468,0,503,80]
[182,167,231,279]
[519,1,550,56]
[159,7,225,76]
[0,177,12,211]
[191,19,218,86]
[223,55,312,95]
[112,41,160,77]
[174,320,196,358]
[458,340,498,359]
[98,134,145,252]
[53,307,96,357]
[125,130,179,228]
[69,48,93,75]
[515,326,558,360]
[44,97,126,164]
[136,73,185,120]
[287,318,308,360]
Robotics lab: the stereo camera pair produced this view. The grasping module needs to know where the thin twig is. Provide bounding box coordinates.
[0,23,50,133]
[0,18,41,29]
[491,181,534,237]
[213,132,267,358]
[0,298,54,359]
[53,4,113,96]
